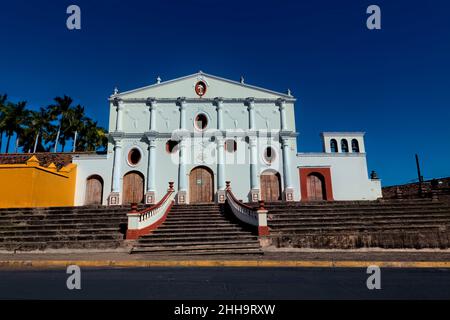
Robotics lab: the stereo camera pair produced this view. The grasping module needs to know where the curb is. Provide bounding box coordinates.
[0,260,450,269]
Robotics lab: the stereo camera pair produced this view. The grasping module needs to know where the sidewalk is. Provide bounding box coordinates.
[1,249,450,269]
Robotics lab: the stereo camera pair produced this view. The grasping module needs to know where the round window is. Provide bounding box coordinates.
[166,140,179,153]
[194,113,208,130]
[263,147,276,164]
[128,148,142,166]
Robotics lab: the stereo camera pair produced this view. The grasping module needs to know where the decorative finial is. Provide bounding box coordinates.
[113,86,119,95]
[287,88,292,96]
[240,76,245,84]
[199,70,203,74]
[156,76,161,84]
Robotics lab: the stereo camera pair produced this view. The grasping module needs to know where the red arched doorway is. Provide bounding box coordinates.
[260,170,282,202]
[85,175,103,205]
[189,166,214,203]
[306,173,326,201]
[122,171,144,204]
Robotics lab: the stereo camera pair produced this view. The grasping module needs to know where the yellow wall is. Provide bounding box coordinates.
[0,156,77,208]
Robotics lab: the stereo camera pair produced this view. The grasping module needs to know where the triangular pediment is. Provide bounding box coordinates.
[115,72,294,100]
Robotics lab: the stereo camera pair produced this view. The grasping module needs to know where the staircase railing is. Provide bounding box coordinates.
[126,182,175,239]
[225,181,269,236]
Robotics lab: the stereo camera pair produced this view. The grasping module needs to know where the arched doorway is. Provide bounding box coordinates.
[122,171,144,204]
[260,170,282,202]
[307,173,326,201]
[85,175,103,205]
[189,166,214,203]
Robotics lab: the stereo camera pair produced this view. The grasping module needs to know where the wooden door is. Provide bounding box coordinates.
[123,172,144,204]
[260,172,281,202]
[189,167,213,203]
[85,176,103,205]
[307,174,325,201]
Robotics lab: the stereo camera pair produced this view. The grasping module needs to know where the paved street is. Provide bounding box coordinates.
[0,267,449,299]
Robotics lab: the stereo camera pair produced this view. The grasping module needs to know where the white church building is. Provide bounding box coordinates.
[72,72,382,206]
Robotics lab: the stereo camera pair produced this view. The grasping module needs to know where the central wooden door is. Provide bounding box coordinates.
[307,173,325,201]
[189,166,214,203]
[85,176,103,205]
[260,172,281,202]
[123,172,144,204]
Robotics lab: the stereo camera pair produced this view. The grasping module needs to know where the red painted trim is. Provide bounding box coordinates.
[299,168,334,201]
[258,226,270,236]
[126,200,174,240]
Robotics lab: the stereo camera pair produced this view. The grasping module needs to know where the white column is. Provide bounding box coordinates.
[177,98,188,204]
[116,101,124,132]
[216,98,224,130]
[147,140,156,191]
[179,98,187,130]
[247,98,255,130]
[278,99,287,130]
[281,137,294,201]
[177,138,187,204]
[216,136,226,203]
[112,140,123,192]
[249,136,259,202]
[217,137,225,189]
[149,99,157,131]
[145,139,156,204]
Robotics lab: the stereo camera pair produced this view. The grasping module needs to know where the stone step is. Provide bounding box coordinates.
[0,239,124,251]
[0,211,128,219]
[135,239,260,247]
[160,222,244,229]
[269,224,443,234]
[266,205,448,213]
[0,227,122,237]
[269,212,450,221]
[269,216,450,225]
[0,223,125,231]
[269,221,449,230]
[0,233,123,243]
[138,234,258,243]
[151,226,247,234]
[131,248,263,256]
[269,210,450,219]
[131,243,261,254]
[0,218,127,226]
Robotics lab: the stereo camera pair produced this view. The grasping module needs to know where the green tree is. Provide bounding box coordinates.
[0,94,8,153]
[48,95,74,152]
[4,101,28,153]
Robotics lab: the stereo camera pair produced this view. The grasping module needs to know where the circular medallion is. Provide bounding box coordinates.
[195,81,207,97]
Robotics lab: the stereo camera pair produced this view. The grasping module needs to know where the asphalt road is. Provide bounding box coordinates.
[0,267,449,300]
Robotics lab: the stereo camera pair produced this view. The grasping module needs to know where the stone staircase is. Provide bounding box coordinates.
[131,203,262,255]
[266,199,450,249]
[0,206,129,251]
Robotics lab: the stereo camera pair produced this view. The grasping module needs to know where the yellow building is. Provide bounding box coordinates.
[0,155,77,208]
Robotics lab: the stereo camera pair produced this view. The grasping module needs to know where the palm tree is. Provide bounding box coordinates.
[77,119,108,152]
[48,95,74,152]
[64,104,85,152]
[4,101,28,153]
[0,94,8,153]
[20,107,53,153]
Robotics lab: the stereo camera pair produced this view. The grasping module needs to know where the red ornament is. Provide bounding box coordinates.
[195,81,207,97]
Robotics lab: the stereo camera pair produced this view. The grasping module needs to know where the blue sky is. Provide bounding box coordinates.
[0,0,449,186]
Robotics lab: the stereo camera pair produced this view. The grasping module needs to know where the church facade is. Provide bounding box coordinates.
[72,72,382,206]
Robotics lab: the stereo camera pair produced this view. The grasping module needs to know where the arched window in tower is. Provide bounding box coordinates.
[330,139,338,153]
[341,139,349,153]
[194,113,208,130]
[351,139,360,153]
